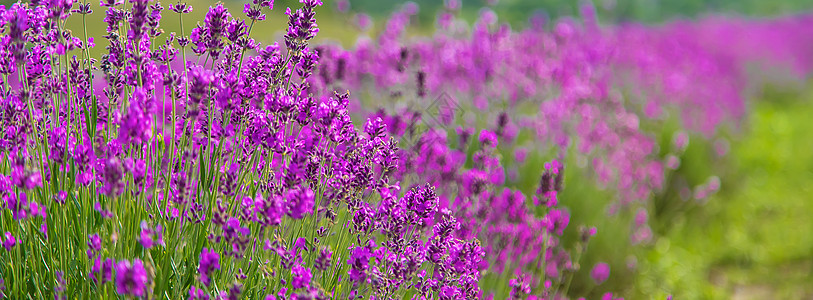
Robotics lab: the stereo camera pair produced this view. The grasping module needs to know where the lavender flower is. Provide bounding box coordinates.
[139,221,164,249]
[92,257,114,285]
[291,263,312,289]
[2,233,15,251]
[285,185,314,219]
[591,262,610,284]
[88,234,102,258]
[198,248,220,286]
[254,192,284,226]
[314,247,332,271]
[188,286,209,300]
[115,259,148,297]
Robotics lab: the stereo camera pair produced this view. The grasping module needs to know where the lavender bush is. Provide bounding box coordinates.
[0,0,487,299]
[315,2,813,215]
[1,0,812,299]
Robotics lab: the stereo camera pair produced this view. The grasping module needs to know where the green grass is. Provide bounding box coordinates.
[631,83,813,299]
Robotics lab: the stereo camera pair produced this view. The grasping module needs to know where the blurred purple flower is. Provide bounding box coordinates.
[115,259,148,297]
[591,262,610,284]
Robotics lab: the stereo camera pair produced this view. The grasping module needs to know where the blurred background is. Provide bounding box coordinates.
[5,0,812,51]
[11,0,812,298]
[337,0,813,25]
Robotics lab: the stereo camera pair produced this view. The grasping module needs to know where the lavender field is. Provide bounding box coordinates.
[1,0,812,299]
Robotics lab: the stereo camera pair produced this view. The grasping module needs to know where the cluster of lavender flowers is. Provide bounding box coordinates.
[0,0,490,299]
[308,4,620,299]
[1,0,810,299]
[307,1,813,298]
[316,2,813,211]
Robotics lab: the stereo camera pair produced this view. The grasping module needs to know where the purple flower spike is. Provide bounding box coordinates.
[286,186,314,219]
[198,248,221,287]
[115,259,148,297]
[291,263,312,289]
[92,257,114,285]
[189,286,209,300]
[2,232,15,251]
[591,262,610,284]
